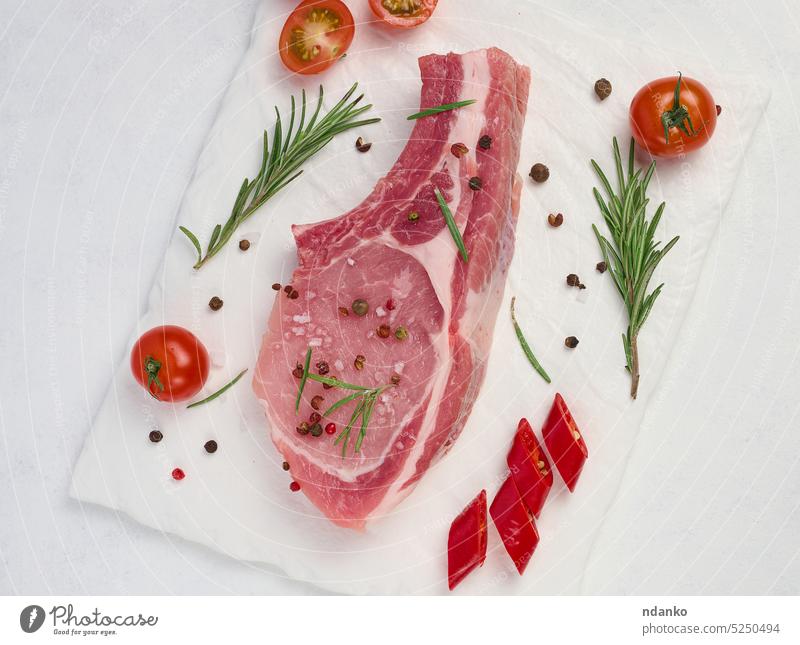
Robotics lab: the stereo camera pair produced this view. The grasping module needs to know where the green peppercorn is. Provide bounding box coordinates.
[394,326,409,341]
[408,211,419,222]
[352,299,369,316]
[309,423,323,437]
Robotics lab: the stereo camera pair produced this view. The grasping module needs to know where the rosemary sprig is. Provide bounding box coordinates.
[510,297,551,384]
[591,137,679,399]
[187,368,248,409]
[434,187,468,262]
[180,83,380,270]
[295,348,393,456]
[407,99,476,120]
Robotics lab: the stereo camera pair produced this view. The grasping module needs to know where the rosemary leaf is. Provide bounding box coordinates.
[183,84,380,270]
[294,348,313,412]
[510,297,551,384]
[407,99,477,120]
[187,368,248,409]
[434,187,468,262]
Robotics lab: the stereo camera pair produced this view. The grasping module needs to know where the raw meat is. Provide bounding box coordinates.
[253,48,530,529]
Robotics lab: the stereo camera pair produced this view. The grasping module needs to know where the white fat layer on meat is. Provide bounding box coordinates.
[274,51,492,484]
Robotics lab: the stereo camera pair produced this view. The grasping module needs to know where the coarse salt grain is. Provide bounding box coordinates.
[375,306,387,317]
[334,359,344,371]
[309,338,322,347]
[346,257,355,266]
[292,313,311,323]
[394,362,405,373]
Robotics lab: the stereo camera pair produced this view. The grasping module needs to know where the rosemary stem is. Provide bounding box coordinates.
[630,334,640,399]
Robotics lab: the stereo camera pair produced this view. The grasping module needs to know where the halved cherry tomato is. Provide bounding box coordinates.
[368,0,438,29]
[629,73,717,158]
[130,325,210,402]
[279,0,354,75]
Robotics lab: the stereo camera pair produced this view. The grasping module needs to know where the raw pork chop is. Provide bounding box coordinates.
[253,48,530,529]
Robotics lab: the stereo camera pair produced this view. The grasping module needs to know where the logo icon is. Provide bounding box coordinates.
[20,605,45,633]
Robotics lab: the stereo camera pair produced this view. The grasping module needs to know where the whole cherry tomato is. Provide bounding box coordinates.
[278,0,355,75]
[130,325,210,402]
[369,0,438,28]
[629,73,718,158]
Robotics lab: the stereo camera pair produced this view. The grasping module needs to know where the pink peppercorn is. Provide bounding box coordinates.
[325,423,337,435]
[171,468,185,481]
[385,298,395,311]
[289,481,301,492]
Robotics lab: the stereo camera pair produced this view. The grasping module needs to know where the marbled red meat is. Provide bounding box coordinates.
[253,48,530,529]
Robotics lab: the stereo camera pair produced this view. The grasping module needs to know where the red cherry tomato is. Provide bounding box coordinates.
[629,73,717,158]
[130,325,210,402]
[368,0,438,28]
[278,0,354,75]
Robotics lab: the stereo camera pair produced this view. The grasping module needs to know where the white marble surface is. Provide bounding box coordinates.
[1,0,798,595]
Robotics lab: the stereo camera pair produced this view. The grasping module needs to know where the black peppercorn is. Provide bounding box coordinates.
[149,430,163,443]
[468,176,483,191]
[529,163,549,183]
[204,440,218,454]
[309,412,322,424]
[282,461,290,471]
[564,336,580,349]
[566,274,586,289]
[478,134,492,150]
[596,261,607,274]
[208,296,223,311]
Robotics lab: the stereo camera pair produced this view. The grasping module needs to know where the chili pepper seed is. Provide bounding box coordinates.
[149,430,163,443]
[548,213,564,227]
[564,336,580,349]
[208,296,223,311]
[204,440,218,454]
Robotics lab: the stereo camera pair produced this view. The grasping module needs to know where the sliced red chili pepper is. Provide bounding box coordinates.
[507,418,553,518]
[542,392,588,492]
[447,490,487,590]
[489,476,539,575]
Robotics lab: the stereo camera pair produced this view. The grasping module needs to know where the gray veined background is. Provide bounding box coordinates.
[1,0,798,594]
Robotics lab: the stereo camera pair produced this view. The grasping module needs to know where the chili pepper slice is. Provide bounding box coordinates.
[542,392,588,492]
[447,490,487,590]
[489,476,540,575]
[507,418,553,518]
